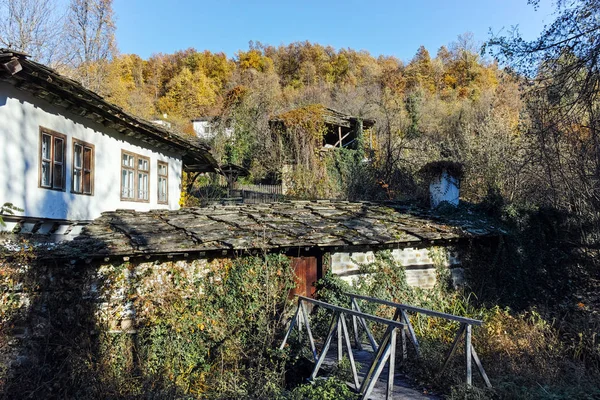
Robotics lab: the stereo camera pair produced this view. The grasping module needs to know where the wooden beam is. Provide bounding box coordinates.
[347,293,483,326]
[297,296,404,329]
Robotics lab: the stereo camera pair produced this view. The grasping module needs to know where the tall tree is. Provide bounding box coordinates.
[405,46,436,93]
[65,0,116,91]
[487,0,600,239]
[0,0,61,65]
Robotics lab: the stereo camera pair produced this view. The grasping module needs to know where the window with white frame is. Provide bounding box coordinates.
[121,151,150,202]
[72,139,94,195]
[157,161,168,204]
[39,128,66,190]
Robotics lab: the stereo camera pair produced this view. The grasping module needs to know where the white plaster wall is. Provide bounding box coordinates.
[192,120,232,140]
[429,170,460,208]
[0,83,183,222]
[330,247,462,289]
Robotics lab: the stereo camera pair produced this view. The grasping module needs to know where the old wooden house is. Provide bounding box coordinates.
[270,105,376,151]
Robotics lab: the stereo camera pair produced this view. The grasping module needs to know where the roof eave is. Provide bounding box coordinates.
[0,50,219,172]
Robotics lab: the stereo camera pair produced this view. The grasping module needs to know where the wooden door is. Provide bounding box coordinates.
[290,256,318,298]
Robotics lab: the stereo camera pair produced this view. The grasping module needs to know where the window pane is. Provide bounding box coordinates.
[122,154,132,167]
[129,171,134,197]
[138,158,148,171]
[138,172,148,200]
[73,169,82,192]
[122,169,133,198]
[83,147,92,170]
[158,177,167,202]
[54,138,64,163]
[53,164,63,189]
[158,163,167,175]
[83,171,91,194]
[42,134,51,160]
[121,170,127,197]
[41,161,51,186]
[74,144,82,168]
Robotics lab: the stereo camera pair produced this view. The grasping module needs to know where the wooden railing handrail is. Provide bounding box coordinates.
[296,295,405,329]
[345,292,483,326]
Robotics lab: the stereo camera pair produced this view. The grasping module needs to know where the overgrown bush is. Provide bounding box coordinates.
[0,253,299,399]
[311,248,600,399]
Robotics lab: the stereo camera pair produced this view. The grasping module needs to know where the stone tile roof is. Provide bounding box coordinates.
[63,201,502,259]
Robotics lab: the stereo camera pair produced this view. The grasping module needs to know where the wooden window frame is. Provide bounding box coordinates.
[120,150,150,203]
[157,161,168,205]
[71,139,95,196]
[39,127,66,191]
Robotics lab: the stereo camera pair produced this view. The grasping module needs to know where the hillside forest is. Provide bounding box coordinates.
[2,0,600,398]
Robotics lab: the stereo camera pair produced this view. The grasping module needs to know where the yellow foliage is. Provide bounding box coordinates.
[237,49,274,73]
[157,67,217,119]
[276,104,327,141]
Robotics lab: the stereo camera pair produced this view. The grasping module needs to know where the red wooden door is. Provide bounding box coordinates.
[290,256,317,298]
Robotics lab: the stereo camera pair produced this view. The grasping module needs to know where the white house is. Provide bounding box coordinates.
[0,49,217,234]
[192,117,233,140]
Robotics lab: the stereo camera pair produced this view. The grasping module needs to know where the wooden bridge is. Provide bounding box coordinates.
[280,294,491,400]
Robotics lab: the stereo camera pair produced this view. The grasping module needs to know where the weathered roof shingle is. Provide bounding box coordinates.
[64,200,501,259]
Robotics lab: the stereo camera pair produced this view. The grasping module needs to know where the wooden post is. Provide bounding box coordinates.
[280,303,300,349]
[340,314,360,389]
[353,298,378,351]
[472,345,492,388]
[387,328,397,400]
[310,312,340,381]
[439,323,466,377]
[338,126,343,147]
[400,309,420,355]
[466,324,472,386]
[352,313,363,350]
[361,328,392,399]
[401,328,407,362]
[360,326,393,399]
[337,317,343,362]
[300,301,318,362]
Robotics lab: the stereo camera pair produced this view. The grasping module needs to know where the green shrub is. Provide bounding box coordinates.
[288,377,358,400]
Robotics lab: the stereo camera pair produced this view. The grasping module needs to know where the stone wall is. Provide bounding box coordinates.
[0,255,216,386]
[329,246,463,289]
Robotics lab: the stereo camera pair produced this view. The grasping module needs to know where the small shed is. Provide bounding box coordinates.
[270,105,375,150]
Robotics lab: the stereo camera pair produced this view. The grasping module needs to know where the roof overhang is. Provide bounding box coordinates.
[0,49,219,173]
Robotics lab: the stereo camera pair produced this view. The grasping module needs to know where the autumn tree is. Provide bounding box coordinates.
[102,54,155,118]
[157,67,218,122]
[0,0,61,65]
[65,0,117,92]
[405,46,436,93]
[487,0,600,218]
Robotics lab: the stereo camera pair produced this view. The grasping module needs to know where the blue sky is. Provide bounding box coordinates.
[113,0,555,62]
